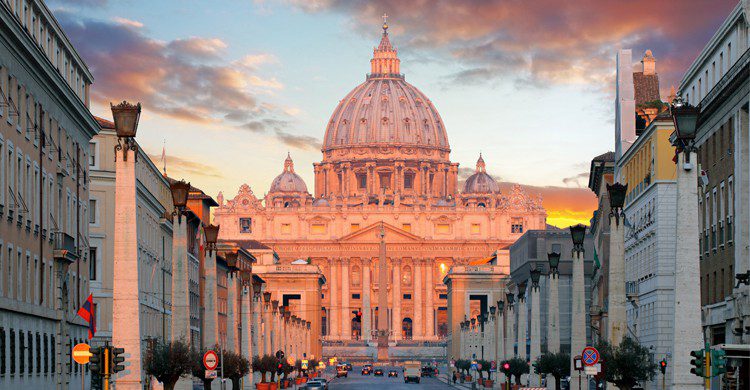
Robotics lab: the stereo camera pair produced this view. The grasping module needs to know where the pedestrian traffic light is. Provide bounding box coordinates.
[89,347,103,374]
[659,359,667,374]
[710,349,726,376]
[690,349,705,377]
[111,347,125,373]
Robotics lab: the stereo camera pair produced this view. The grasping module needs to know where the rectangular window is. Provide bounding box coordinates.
[27,331,32,374]
[436,223,450,234]
[470,223,480,235]
[310,223,326,235]
[89,247,97,281]
[403,294,412,300]
[9,329,14,374]
[350,223,360,232]
[88,199,96,224]
[239,218,252,233]
[403,172,414,189]
[280,223,291,234]
[439,293,448,300]
[351,293,360,300]
[727,177,733,243]
[19,330,24,374]
[511,218,524,234]
[357,174,367,189]
[88,142,96,166]
[0,327,5,375]
[43,334,48,373]
[378,172,391,189]
[402,223,411,233]
[719,182,725,246]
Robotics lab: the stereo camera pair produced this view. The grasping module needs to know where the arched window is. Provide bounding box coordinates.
[402,318,413,340]
[351,265,361,286]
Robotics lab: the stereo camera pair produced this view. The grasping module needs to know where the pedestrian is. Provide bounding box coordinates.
[452,371,457,384]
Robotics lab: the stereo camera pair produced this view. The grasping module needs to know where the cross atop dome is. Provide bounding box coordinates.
[476,153,486,173]
[284,152,295,173]
[382,13,388,32]
[371,13,401,78]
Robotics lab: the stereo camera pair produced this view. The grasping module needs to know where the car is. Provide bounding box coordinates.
[421,366,436,377]
[361,367,371,375]
[307,378,328,389]
[344,362,353,371]
[388,370,398,377]
[336,364,348,378]
[374,368,384,376]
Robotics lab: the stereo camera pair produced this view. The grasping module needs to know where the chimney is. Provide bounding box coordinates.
[642,50,656,75]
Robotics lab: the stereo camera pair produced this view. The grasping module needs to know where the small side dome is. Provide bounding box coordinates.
[313,198,330,207]
[269,153,308,193]
[463,154,500,194]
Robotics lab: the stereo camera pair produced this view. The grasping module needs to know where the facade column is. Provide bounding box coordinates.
[671,150,703,389]
[271,301,280,354]
[263,293,273,356]
[342,260,351,340]
[516,285,527,383]
[362,262,372,342]
[547,270,560,390]
[329,258,339,339]
[252,291,262,358]
[203,251,219,347]
[112,146,142,389]
[171,217,191,343]
[392,258,402,341]
[569,250,586,390]
[608,211,627,345]
[305,322,311,357]
[425,259,435,339]
[413,259,423,340]
[226,274,238,351]
[495,303,505,383]
[505,304,515,359]
[529,279,541,387]
[241,279,253,389]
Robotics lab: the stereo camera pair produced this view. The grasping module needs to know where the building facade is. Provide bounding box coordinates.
[617,114,678,389]
[678,1,749,386]
[0,0,99,388]
[213,22,547,358]
[88,117,174,347]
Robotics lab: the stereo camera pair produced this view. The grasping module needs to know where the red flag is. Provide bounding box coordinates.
[77,294,97,340]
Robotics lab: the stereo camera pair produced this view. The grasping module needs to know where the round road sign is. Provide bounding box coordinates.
[72,343,92,364]
[203,350,219,370]
[582,347,600,366]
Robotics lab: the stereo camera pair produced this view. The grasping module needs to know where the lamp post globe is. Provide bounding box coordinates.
[547,252,561,275]
[505,292,515,307]
[569,224,587,252]
[670,96,700,143]
[530,264,542,288]
[497,300,504,313]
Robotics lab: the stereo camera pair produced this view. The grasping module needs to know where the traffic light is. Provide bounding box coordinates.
[710,349,727,376]
[502,362,510,372]
[276,362,284,376]
[690,349,705,378]
[111,347,125,373]
[89,347,103,374]
[659,359,667,374]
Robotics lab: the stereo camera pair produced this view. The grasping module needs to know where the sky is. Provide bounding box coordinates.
[49,0,737,227]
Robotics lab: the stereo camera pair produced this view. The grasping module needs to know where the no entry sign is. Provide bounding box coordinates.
[203,350,218,370]
[582,347,600,366]
[72,343,92,364]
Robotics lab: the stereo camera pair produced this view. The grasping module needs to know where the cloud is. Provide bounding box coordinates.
[287,0,736,93]
[497,182,597,228]
[112,17,143,28]
[561,172,590,188]
[273,130,321,150]
[167,37,228,60]
[147,153,224,179]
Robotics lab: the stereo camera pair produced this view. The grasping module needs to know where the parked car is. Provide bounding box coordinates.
[336,364,348,378]
[421,366,437,377]
[307,378,328,389]
[362,366,372,375]
[374,368,384,376]
[343,362,352,371]
[388,370,398,377]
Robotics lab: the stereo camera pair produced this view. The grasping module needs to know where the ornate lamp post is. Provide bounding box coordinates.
[496,300,505,364]
[169,180,190,223]
[670,95,703,390]
[202,223,221,348]
[607,182,628,346]
[569,224,587,390]
[262,291,272,356]
[547,252,561,353]
[516,282,527,376]
[111,101,141,161]
[504,291,515,360]
[529,264,542,386]
[110,100,143,390]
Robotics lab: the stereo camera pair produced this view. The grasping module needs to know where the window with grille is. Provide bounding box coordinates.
[89,247,97,280]
[0,327,5,375]
[19,331,24,374]
[511,218,524,234]
[357,174,367,189]
[43,334,48,373]
[404,172,414,189]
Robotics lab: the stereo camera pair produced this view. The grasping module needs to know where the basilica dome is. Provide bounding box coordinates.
[463,155,500,194]
[269,154,308,193]
[322,23,449,152]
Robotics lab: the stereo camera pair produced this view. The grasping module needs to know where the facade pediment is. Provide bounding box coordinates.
[338,222,422,243]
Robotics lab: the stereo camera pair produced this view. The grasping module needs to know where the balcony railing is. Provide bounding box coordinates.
[625,281,639,300]
[53,231,78,263]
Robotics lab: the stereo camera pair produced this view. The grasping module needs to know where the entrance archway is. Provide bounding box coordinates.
[351,316,361,340]
[402,318,413,340]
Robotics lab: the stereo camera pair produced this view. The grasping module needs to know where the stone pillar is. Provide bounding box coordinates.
[392,259,401,341]
[516,287,527,364]
[271,301,280,354]
[547,271,560,390]
[263,296,273,356]
[329,258,339,339]
[171,216,191,343]
[112,147,142,389]
[505,305,515,360]
[495,306,505,382]
[569,250,586,390]
[241,281,253,389]
[342,260,351,339]
[608,212,627,345]
[226,274,238,351]
[252,292,262,358]
[203,251,219,347]
[413,259,423,340]
[672,150,703,390]
[362,263,372,342]
[425,259,435,339]
[529,280,541,387]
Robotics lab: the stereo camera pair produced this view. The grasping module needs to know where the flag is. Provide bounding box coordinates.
[593,247,601,270]
[76,294,96,340]
[197,224,205,253]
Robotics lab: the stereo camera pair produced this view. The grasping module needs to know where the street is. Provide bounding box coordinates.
[327,366,454,390]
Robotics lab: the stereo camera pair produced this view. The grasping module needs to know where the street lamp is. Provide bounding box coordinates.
[607,183,628,225]
[204,224,219,256]
[110,101,141,161]
[505,292,515,308]
[240,268,252,286]
[496,300,504,313]
[548,252,560,277]
[263,291,272,304]
[670,95,700,154]
[569,224,587,254]
[169,180,190,223]
[517,282,527,302]
[530,264,542,290]
[225,251,239,274]
[489,306,496,317]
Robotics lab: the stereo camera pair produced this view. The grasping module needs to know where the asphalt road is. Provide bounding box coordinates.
[327,366,453,389]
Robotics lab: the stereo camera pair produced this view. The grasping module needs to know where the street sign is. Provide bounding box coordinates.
[329,357,335,365]
[205,370,217,379]
[302,359,309,370]
[203,350,219,370]
[490,360,496,372]
[582,347,600,366]
[477,363,483,370]
[471,360,477,370]
[584,364,599,376]
[574,355,583,371]
[72,343,92,364]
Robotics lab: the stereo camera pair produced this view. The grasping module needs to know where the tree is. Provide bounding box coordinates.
[222,350,250,390]
[144,340,193,390]
[505,357,529,385]
[476,359,491,379]
[598,337,657,390]
[252,354,277,383]
[456,359,470,375]
[535,352,570,390]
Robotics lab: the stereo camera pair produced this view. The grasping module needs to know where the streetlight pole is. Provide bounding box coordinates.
[547,252,561,390]
[569,224,587,390]
[669,96,703,389]
[529,265,542,387]
[606,182,628,345]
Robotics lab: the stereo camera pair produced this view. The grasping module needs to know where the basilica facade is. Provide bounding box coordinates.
[214,22,547,347]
